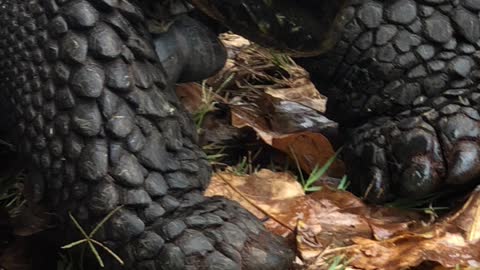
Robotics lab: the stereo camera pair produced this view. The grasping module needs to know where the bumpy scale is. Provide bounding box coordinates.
[0,0,294,269]
[315,0,480,201]
[192,0,480,202]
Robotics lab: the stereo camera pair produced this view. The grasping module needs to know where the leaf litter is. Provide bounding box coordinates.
[183,33,480,270]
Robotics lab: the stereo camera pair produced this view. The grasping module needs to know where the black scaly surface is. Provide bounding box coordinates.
[0,0,294,269]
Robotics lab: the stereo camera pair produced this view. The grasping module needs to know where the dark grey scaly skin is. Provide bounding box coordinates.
[0,0,294,269]
[5,0,480,268]
[304,0,480,202]
[193,0,480,202]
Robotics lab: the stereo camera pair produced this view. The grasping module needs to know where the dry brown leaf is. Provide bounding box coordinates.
[205,169,304,236]
[343,188,480,270]
[297,190,480,269]
[433,267,480,270]
[272,132,345,177]
[206,169,304,202]
[209,33,334,141]
[265,77,327,113]
[175,83,228,114]
[206,174,374,263]
[207,170,480,270]
[178,34,343,177]
[231,105,344,176]
[175,83,204,114]
[230,104,272,141]
[235,111,342,176]
[346,232,479,270]
[219,33,251,50]
[203,146,480,270]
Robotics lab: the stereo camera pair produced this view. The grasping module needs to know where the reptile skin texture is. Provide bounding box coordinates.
[295,0,480,202]
[190,0,480,202]
[0,0,294,269]
[3,0,480,269]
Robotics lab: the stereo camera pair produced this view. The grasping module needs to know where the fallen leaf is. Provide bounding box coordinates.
[272,132,345,178]
[265,77,327,113]
[175,83,204,114]
[205,169,304,237]
[219,33,251,51]
[206,169,304,202]
[207,170,375,247]
[177,33,344,178]
[344,188,480,270]
[207,169,480,269]
[231,104,344,176]
[267,98,337,135]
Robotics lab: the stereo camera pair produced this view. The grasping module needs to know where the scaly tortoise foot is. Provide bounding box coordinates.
[192,0,480,202]
[0,0,294,269]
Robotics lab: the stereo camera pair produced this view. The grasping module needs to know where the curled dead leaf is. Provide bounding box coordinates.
[272,132,345,177]
[175,83,204,114]
[265,78,327,113]
[231,105,344,177]
[344,188,480,270]
[205,169,304,236]
[207,168,480,270]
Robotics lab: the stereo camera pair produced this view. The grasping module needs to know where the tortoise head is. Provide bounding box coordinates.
[191,0,349,57]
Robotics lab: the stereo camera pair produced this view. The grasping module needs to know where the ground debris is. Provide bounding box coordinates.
[206,169,480,270]
[176,33,342,177]
[194,34,480,270]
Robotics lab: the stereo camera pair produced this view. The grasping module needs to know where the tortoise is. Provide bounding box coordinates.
[1,0,480,269]
[193,0,480,202]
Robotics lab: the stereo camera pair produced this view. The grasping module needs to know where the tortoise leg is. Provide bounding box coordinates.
[0,0,293,269]
[315,0,480,202]
[192,0,480,201]
[153,15,227,83]
[345,109,480,202]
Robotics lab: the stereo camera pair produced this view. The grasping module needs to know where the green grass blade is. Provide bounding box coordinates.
[89,205,123,238]
[304,147,343,191]
[305,186,322,192]
[61,239,88,249]
[68,212,90,240]
[87,241,104,268]
[215,73,235,93]
[289,146,305,186]
[337,175,349,191]
[91,239,125,266]
[327,255,348,270]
